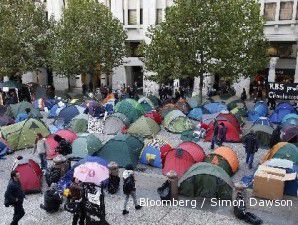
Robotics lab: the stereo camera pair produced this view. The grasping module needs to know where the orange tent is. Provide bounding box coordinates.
[262,142,288,163]
[214,146,239,174]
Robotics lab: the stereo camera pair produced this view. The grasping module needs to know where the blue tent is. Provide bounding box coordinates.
[139,144,162,168]
[58,105,85,124]
[254,117,272,127]
[282,113,298,126]
[247,111,261,122]
[44,99,58,110]
[48,104,65,118]
[276,102,295,111]
[0,139,11,159]
[203,102,227,114]
[188,108,203,121]
[254,101,268,116]
[57,156,108,193]
[270,107,296,124]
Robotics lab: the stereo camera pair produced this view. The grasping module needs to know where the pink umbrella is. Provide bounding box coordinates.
[74,162,109,185]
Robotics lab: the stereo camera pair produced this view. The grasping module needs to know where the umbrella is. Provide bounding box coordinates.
[74,162,109,185]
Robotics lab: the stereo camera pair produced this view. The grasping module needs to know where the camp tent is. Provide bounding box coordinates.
[144,111,163,124]
[138,96,159,113]
[159,103,177,117]
[139,140,172,168]
[0,115,14,127]
[214,146,239,174]
[71,133,103,158]
[204,153,233,176]
[244,124,274,147]
[270,103,296,124]
[95,134,144,168]
[247,101,268,122]
[127,116,160,138]
[115,99,145,123]
[46,129,78,159]
[187,96,200,109]
[85,100,105,118]
[176,99,191,115]
[0,137,11,158]
[163,110,194,134]
[57,105,85,125]
[103,113,130,135]
[205,120,241,142]
[281,125,298,144]
[162,142,205,178]
[188,108,203,121]
[203,102,227,114]
[263,142,298,164]
[216,113,241,133]
[48,103,66,118]
[254,117,272,127]
[5,101,42,119]
[227,100,246,112]
[69,114,89,133]
[282,113,298,127]
[178,162,233,199]
[0,118,49,151]
[14,159,42,193]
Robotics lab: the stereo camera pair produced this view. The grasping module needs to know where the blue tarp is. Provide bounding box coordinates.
[188,108,203,121]
[270,108,296,124]
[139,145,162,168]
[58,105,85,124]
[203,102,227,114]
[48,104,65,118]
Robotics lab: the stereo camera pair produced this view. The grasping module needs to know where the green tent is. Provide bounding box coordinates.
[71,133,103,158]
[115,99,145,123]
[244,124,273,147]
[0,118,50,150]
[138,96,159,113]
[127,116,160,137]
[70,118,88,133]
[178,162,233,199]
[163,110,194,133]
[273,143,298,164]
[5,101,42,118]
[204,154,233,176]
[95,134,144,168]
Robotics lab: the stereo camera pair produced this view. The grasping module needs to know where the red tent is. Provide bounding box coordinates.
[205,120,241,142]
[216,113,241,133]
[46,129,78,159]
[15,159,42,193]
[144,111,163,124]
[162,142,205,178]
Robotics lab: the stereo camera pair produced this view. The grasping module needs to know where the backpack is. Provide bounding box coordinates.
[123,176,135,195]
[57,140,72,155]
[45,167,61,187]
[108,175,120,194]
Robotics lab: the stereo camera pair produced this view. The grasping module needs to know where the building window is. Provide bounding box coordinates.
[140,8,143,25]
[126,42,142,57]
[156,9,163,24]
[264,3,276,21]
[279,1,293,20]
[128,9,137,25]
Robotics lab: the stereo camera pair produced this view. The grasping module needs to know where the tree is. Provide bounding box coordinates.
[0,0,51,78]
[142,0,268,102]
[50,0,127,87]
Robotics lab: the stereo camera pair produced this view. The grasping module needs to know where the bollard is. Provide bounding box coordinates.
[108,161,119,176]
[166,170,179,200]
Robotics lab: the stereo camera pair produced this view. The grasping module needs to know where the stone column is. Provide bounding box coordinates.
[166,170,178,200]
[295,45,298,83]
[268,57,279,82]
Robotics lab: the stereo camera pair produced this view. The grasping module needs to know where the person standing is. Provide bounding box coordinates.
[33,133,48,172]
[210,120,219,150]
[4,171,26,225]
[269,125,281,148]
[69,179,85,225]
[122,164,142,215]
[241,88,247,101]
[243,131,259,169]
[218,122,227,146]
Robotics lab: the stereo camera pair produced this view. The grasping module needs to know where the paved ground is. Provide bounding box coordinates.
[0,99,297,225]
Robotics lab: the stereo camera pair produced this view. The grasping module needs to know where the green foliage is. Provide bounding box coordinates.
[0,0,51,78]
[50,0,127,78]
[143,0,268,85]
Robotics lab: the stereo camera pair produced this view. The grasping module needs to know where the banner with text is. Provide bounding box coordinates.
[267,82,298,100]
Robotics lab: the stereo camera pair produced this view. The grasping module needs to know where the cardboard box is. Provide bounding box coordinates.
[253,165,296,200]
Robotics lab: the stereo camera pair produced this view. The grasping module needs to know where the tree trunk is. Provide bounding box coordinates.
[199,73,204,104]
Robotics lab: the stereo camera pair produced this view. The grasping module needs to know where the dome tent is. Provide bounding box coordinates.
[281,125,298,144]
[178,162,233,199]
[71,133,103,158]
[162,142,205,178]
[263,142,298,164]
[282,113,298,126]
[94,134,144,168]
[0,118,50,151]
[214,146,239,174]
[216,112,241,133]
[204,153,233,176]
[247,101,268,122]
[163,110,194,134]
[254,117,272,127]
[5,101,42,119]
[115,98,145,123]
[269,103,296,124]
[138,95,160,113]
[188,108,203,121]
[159,103,177,117]
[244,124,274,147]
[69,114,89,133]
[203,102,227,114]
[175,99,191,115]
[103,113,130,135]
[57,105,85,125]
[127,116,160,138]
[144,111,163,124]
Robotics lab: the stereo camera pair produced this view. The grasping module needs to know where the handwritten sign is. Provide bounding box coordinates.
[267,82,298,100]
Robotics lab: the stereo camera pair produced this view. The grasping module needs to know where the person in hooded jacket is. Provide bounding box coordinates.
[218,122,227,146]
[243,131,259,169]
[122,164,142,215]
[269,125,281,148]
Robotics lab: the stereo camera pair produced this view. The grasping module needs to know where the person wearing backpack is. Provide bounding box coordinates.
[122,164,142,215]
[4,170,26,225]
[243,131,259,169]
[34,133,48,172]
